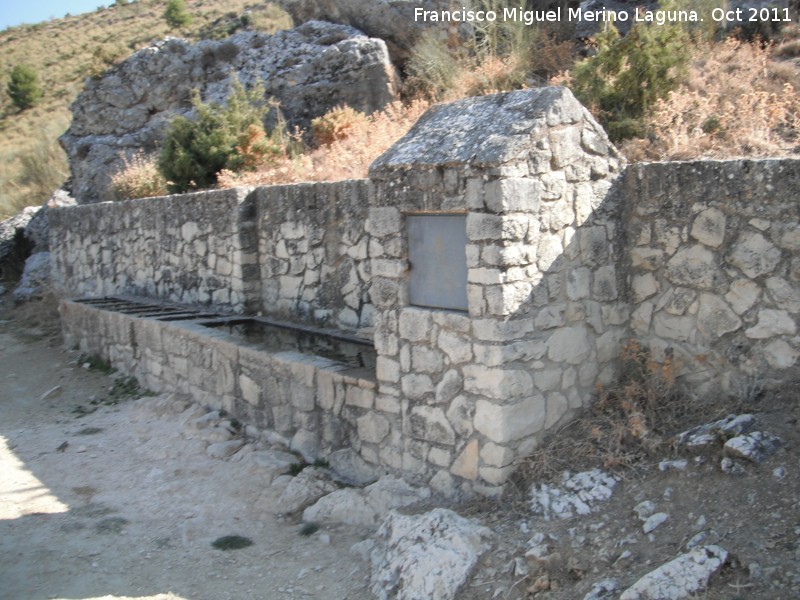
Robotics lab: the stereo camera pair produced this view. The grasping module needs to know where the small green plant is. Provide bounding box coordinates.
[79,354,116,374]
[158,78,286,193]
[7,64,43,110]
[164,0,192,29]
[211,535,254,550]
[76,427,104,436]
[570,3,692,141]
[404,29,462,99]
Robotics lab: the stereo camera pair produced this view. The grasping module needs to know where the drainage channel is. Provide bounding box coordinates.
[72,297,377,372]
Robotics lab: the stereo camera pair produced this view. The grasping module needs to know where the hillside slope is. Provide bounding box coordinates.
[0,0,292,218]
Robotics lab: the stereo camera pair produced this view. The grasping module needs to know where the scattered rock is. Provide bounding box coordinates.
[302,475,430,528]
[206,439,244,459]
[723,431,783,463]
[276,467,339,514]
[619,546,728,600]
[658,459,688,472]
[39,386,63,401]
[720,457,746,475]
[676,414,755,448]
[633,500,656,521]
[584,578,620,600]
[370,508,492,600]
[642,513,669,534]
[773,466,787,480]
[327,447,379,485]
[61,22,398,202]
[530,469,618,520]
[244,449,302,483]
[193,411,222,430]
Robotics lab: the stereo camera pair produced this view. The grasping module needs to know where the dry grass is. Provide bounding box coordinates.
[622,37,800,160]
[217,100,431,187]
[516,340,709,485]
[108,151,168,201]
[0,0,291,217]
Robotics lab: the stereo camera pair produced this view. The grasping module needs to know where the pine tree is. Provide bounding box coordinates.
[164,0,192,29]
[7,65,43,111]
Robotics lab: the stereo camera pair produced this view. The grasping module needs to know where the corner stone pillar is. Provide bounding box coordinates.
[364,87,626,497]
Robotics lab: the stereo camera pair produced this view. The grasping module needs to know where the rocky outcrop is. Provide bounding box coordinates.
[60,21,399,203]
[277,0,466,66]
[370,508,492,600]
[0,189,74,280]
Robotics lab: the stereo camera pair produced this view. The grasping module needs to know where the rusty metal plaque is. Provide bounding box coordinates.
[407,214,468,311]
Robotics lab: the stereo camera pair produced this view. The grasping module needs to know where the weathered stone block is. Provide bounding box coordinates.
[696,294,741,338]
[366,207,402,236]
[745,309,796,338]
[727,231,782,278]
[357,413,391,444]
[763,339,798,369]
[399,308,434,342]
[450,439,479,480]
[546,326,592,364]
[484,178,541,213]
[666,245,721,290]
[463,365,533,399]
[632,273,659,303]
[409,405,456,445]
[480,442,514,468]
[435,369,463,405]
[438,330,473,364]
[473,396,546,444]
[401,374,435,399]
[653,313,694,342]
[690,207,726,248]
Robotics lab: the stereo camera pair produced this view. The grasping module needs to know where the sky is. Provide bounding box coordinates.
[0,0,106,30]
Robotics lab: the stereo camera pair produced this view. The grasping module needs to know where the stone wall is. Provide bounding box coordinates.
[253,180,375,331]
[622,160,800,393]
[59,300,377,466]
[51,87,800,497]
[50,180,374,332]
[50,187,257,310]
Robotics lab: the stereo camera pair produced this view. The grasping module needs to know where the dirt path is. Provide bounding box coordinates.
[0,314,372,600]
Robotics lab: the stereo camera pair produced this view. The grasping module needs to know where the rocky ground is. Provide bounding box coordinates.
[1,295,798,600]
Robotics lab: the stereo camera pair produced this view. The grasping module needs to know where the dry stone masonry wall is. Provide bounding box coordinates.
[50,187,257,310]
[622,160,800,393]
[51,87,800,497]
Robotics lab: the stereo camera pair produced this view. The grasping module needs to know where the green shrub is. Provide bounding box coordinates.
[164,0,192,29]
[404,29,462,100]
[7,64,43,111]
[570,4,692,141]
[158,79,285,193]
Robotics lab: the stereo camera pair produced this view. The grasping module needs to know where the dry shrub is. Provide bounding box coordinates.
[452,53,529,98]
[527,33,576,84]
[520,340,698,483]
[217,99,430,187]
[108,152,168,200]
[626,38,800,160]
[311,105,370,147]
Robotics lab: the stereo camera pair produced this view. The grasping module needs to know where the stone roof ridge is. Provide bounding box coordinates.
[369,86,589,172]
